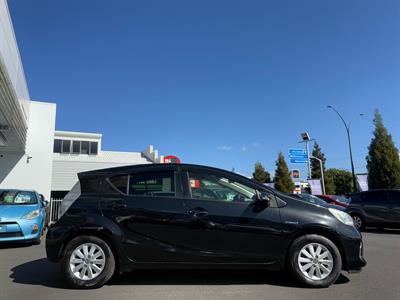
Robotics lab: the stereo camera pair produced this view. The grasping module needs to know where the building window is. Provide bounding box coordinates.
[62,140,71,153]
[53,139,62,153]
[53,139,99,155]
[89,142,98,155]
[81,141,89,154]
[72,141,80,154]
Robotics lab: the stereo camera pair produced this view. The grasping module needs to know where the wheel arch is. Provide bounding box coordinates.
[60,228,122,274]
[284,227,348,271]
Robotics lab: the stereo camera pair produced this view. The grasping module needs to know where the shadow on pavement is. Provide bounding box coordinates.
[0,242,35,249]
[10,258,67,289]
[110,269,349,287]
[10,258,349,289]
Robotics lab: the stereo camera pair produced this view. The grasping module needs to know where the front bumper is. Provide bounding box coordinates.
[339,227,367,272]
[0,219,42,242]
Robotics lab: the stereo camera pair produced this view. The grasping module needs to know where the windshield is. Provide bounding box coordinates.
[0,190,38,205]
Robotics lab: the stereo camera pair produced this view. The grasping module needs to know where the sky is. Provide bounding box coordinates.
[8,0,400,178]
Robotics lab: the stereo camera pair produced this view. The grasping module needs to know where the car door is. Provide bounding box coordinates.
[100,165,192,263]
[386,190,400,228]
[361,191,390,225]
[178,166,283,264]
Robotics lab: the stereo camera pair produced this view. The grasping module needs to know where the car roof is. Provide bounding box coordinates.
[78,163,275,192]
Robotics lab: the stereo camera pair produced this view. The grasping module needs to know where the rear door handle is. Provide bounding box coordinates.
[188,207,208,218]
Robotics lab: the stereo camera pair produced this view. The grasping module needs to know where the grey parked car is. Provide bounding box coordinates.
[346,189,400,230]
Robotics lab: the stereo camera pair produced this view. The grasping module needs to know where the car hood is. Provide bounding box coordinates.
[0,204,38,221]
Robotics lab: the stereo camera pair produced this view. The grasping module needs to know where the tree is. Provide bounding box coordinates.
[310,142,335,194]
[252,162,271,183]
[366,110,400,189]
[325,168,353,195]
[274,152,295,193]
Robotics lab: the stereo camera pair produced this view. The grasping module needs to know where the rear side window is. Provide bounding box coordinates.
[107,175,129,194]
[129,171,175,197]
[360,191,387,203]
[59,181,81,218]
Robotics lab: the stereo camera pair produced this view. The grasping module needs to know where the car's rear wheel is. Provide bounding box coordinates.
[288,234,342,288]
[351,214,364,230]
[61,235,115,289]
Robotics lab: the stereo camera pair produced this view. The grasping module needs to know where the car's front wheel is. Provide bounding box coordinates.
[61,235,115,289]
[288,234,342,288]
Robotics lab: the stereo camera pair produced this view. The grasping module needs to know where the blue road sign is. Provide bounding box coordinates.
[289,149,307,161]
[289,148,306,155]
[290,158,308,164]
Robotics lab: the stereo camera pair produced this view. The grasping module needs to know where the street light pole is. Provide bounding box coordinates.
[327,105,363,193]
[310,156,325,195]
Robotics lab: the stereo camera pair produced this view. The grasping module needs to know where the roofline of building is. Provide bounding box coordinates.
[55,130,102,139]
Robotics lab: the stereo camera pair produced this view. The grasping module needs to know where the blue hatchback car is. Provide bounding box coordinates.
[0,189,47,244]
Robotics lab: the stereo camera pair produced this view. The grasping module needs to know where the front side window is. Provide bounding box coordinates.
[188,171,256,203]
[129,171,175,197]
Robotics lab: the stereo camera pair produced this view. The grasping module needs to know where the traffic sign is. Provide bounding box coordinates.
[290,158,308,164]
[289,149,306,155]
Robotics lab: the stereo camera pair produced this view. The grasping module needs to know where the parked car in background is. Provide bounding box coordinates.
[315,195,348,208]
[346,189,400,230]
[46,163,366,289]
[289,194,346,211]
[0,189,47,244]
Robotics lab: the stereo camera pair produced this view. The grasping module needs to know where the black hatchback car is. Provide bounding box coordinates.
[346,189,400,230]
[46,164,366,289]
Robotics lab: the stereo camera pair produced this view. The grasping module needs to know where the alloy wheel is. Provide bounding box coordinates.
[352,215,363,229]
[69,243,106,281]
[297,243,334,281]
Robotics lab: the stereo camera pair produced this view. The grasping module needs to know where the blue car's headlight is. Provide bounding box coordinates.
[21,209,40,220]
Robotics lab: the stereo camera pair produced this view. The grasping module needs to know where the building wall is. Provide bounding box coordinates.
[0,101,56,199]
[0,0,30,119]
[52,151,152,192]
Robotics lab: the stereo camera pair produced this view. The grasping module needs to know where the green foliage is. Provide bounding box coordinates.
[325,168,353,195]
[252,162,271,183]
[274,152,295,193]
[324,171,336,195]
[366,110,400,189]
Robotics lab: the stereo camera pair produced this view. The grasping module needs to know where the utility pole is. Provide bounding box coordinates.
[327,105,364,193]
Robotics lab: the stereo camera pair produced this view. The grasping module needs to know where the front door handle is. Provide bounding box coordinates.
[188,207,208,218]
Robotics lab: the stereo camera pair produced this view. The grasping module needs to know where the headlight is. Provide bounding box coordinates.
[22,209,40,220]
[328,208,354,226]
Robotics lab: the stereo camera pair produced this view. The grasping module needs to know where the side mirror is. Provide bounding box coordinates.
[256,191,271,207]
[43,200,49,207]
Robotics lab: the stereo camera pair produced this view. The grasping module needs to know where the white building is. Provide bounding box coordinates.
[51,131,163,198]
[0,1,166,200]
[0,1,56,199]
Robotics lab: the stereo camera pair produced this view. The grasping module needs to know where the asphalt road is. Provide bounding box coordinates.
[0,230,399,300]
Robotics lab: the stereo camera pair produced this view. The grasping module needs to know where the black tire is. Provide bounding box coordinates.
[61,235,115,289]
[351,214,364,231]
[288,234,342,288]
